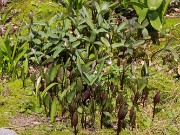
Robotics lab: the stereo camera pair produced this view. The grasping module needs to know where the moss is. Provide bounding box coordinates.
[0,79,38,127]
[11,0,66,24]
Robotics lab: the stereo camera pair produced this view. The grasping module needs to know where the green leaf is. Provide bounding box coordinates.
[64,18,70,31]
[59,90,68,100]
[90,30,97,43]
[138,8,148,23]
[48,15,58,25]
[148,11,162,31]
[77,106,83,113]
[85,18,95,30]
[48,32,59,39]
[41,83,58,98]
[67,90,76,104]
[129,0,143,15]
[33,39,41,44]
[100,2,109,14]
[142,28,150,39]
[76,52,83,75]
[132,40,145,48]
[117,22,126,32]
[94,2,100,14]
[82,6,90,18]
[112,41,125,48]
[50,65,59,82]
[53,47,64,58]
[38,31,48,38]
[50,100,57,123]
[101,37,110,47]
[98,14,103,25]
[72,41,80,48]
[147,0,163,10]
[103,111,112,117]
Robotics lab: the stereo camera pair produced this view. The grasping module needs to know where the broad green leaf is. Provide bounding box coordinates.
[98,14,103,25]
[132,40,145,48]
[67,90,76,104]
[100,2,109,14]
[130,0,143,15]
[97,28,107,33]
[112,41,125,48]
[147,0,163,10]
[38,31,48,38]
[94,2,100,13]
[41,83,58,98]
[48,15,58,25]
[82,6,90,18]
[76,52,83,75]
[103,111,112,117]
[33,39,41,44]
[90,30,97,43]
[72,41,80,48]
[48,32,59,39]
[142,28,150,39]
[50,65,59,82]
[117,22,126,32]
[53,47,64,58]
[64,18,70,31]
[101,37,110,47]
[59,89,68,100]
[138,8,148,23]
[50,100,57,123]
[85,18,95,30]
[148,11,162,31]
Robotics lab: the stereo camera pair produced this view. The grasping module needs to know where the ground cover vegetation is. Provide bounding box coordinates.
[0,0,180,134]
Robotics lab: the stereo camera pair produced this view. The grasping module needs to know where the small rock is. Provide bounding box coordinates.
[0,128,17,135]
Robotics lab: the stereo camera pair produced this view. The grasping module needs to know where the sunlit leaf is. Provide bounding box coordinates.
[147,0,163,10]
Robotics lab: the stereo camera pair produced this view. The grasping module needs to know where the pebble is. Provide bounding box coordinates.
[0,128,17,135]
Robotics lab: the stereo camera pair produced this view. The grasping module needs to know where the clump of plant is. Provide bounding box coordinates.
[17,0,175,134]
